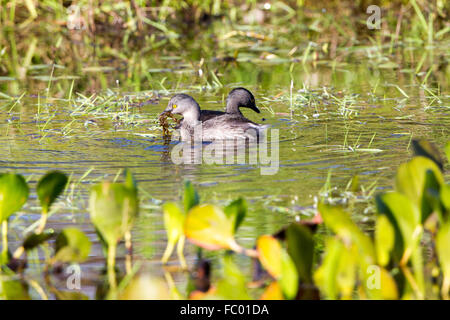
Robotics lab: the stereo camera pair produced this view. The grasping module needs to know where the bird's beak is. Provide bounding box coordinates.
[159,106,172,117]
[250,104,261,114]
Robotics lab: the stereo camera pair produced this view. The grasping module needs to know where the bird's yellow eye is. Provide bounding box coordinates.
[173,104,177,109]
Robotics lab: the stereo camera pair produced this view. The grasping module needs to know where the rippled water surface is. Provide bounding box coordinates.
[1,30,449,298]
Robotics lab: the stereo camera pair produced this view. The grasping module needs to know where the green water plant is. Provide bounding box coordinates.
[0,173,29,264]
[52,228,91,264]
[184,199,255,257]
[161,181,199,269]
[312,140,450,300]
[257,235,298,299]
[36,171,68,234]
[89,176,138,290]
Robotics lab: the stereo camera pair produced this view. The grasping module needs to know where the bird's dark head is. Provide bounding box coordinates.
[226,87,260,114]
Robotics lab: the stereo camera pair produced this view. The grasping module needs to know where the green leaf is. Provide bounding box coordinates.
[280,250,299,300]
[314,237,343,299]
[224,198,247,232]
[0,278,30,300]
[436,221,450,285]
[54,228,91,263]
[183,181,199,213]
[256,235,298,299]
[318,203,375,264]
[89,182,139,247]
[375,214,395,266]
[395,156,444,222]
[37,171,68,214]
[286,223,315,283]
[376,192,422,265]
[213,255,251,300]
[163,202,185,244]
[23,229,55,251]
[257,235,282,278]
[161,202,185,265]
[0,173,29,222]
[412,139,444,170]
[335,243,357,299]
[184,204,237,251]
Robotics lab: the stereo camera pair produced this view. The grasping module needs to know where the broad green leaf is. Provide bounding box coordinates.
[37,171,68,214]
[336,244,357,299]
[375,214,395,266]
[183,181,199,213]
[257,235,282,278]
[0,278,30,300]
[318,203,375,265]
[256,235,298,299]
[280,250,299,299]
[412,139,444,170]
[163,202,185,244]
[0,173,29,222]
[211,255,251,300]
[224,198,247,232]
[54,228,91,263]
[376,192,422,265]
[286,223,314,283]
[22,229,55,251]
[395,156,444,222]
[89,182,139,247]
[184,204,236,251]
[161,202,185,265]
[314,237,343,299]
[436,221,450,285]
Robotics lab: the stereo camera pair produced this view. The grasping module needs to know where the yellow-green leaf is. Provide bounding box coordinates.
[54,228,91,263]
[396,156,444,222]
[257,235,282,278]
[89,182,138,247]
[184,204,236,250]
[0,173,29,223]
[375,214,395,266]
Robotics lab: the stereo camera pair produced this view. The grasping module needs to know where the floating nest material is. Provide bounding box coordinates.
[159,112,180,137]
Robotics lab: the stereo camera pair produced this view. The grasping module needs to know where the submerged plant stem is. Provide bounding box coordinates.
[36,210,48,234]
[176,235,187,270]
[107,243,117,291]
[400,264,424,299]
[161,240,175,265]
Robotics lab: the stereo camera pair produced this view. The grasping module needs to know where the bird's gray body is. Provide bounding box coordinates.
[162,90,265,141]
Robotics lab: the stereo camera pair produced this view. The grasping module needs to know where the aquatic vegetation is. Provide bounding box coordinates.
[89,173,139,290]
[0,139,448,299]
[0,173,29,264]
[36,171,68,233]
[0,0,449,301]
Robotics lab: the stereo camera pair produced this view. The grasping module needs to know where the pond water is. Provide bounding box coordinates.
[0,26,449,298]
